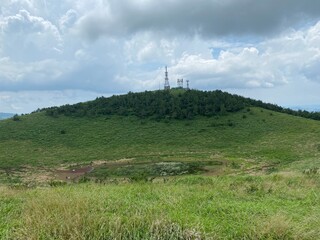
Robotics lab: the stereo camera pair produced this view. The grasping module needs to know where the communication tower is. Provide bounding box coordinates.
[186,80,190,90]
[164,66,170,90]
[177,78,184,88]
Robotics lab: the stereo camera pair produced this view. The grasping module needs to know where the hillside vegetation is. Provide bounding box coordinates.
[1,89,320,239]
[45,89,320,120]
[1,106,320,173]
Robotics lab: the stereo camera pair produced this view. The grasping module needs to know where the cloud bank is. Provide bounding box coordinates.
[1,0,320,113]
[76,0,320,40]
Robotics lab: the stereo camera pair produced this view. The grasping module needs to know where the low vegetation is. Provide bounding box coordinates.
[1,174,319,239]
[87,161,222,182]
[1,106,320,172]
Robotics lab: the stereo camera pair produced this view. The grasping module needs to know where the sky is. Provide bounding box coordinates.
[1,0,320,113]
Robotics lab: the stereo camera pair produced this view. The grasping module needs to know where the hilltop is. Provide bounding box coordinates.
[44,89,320,120]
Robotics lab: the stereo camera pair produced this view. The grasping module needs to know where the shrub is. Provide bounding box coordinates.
[49,181,67,187]
[130,172,149,182]
[12,114,20,121]
[231,161,241,169]
[227,120,235,127]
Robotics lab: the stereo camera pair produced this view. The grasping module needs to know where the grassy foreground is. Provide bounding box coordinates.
[1,174,319,239]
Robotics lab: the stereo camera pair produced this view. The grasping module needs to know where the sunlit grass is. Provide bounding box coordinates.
[0,174,318,239]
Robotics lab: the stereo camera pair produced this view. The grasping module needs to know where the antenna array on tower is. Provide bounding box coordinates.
[177,79,184,88]
[163,66,190,90]
[164,66,170,90]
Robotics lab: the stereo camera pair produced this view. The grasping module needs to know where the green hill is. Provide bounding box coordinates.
[0,90,320,239]
[0,90,319,179]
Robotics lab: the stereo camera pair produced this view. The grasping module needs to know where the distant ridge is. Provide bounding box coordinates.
[289,105,320,112]
[0,112,14,120]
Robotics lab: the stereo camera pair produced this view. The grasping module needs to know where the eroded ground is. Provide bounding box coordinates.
[1,157,308,186]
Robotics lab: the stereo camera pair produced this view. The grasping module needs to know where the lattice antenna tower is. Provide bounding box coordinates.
[186,80,190,90]
[164,66,170,90]
[177,78,184,88]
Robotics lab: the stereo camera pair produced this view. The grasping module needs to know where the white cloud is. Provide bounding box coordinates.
[0,57,77,90]
[59,9,78,33]
[124,34,177,65]
[168,47,287,89]
[163,23,320,89]
[0,90,112,114]
[0,9,62,61]
[1,1,320,113]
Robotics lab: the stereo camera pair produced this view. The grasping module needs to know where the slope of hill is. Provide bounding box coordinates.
[0,105,319,175]
[1,90,320,181]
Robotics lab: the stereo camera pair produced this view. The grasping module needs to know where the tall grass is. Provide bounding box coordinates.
[2,174,319,239]
[0,187,21,240]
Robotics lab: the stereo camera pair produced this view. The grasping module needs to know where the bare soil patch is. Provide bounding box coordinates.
[55,166,94,181]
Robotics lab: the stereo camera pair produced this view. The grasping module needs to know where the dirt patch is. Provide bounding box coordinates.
[92,158,134,166]
[23,170,54,183]
[0,166,56,185]
[1,159,225,184]
[55,166,94,181]
[202,165,226,176]
[242,163,278,176]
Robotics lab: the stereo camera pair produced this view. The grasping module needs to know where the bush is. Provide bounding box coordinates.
[227,120,235,127]
[231,161,241,169]
[130,172,149,182]
[12,114,20,121]
[49,181,67,187]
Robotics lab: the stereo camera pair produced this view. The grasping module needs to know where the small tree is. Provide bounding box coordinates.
[12,114,20,121]
[60,129,66,134]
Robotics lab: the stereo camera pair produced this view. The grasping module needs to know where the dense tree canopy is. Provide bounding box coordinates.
[44,89,320,120]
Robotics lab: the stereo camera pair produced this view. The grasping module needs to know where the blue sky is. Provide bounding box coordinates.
[1,0,320,113]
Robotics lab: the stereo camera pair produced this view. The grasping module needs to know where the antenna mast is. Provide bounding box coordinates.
[164,66,170,90]
[177,78,183,88]
[186,80,190,90]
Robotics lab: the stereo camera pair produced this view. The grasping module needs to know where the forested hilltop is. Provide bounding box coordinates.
[44,89,320,120]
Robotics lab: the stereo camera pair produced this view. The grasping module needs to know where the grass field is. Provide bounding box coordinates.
[1,107,320,239]
[1,107,320,171]
[1,174,319,239]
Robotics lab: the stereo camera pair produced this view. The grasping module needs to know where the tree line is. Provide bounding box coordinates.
[43,89,320,120]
